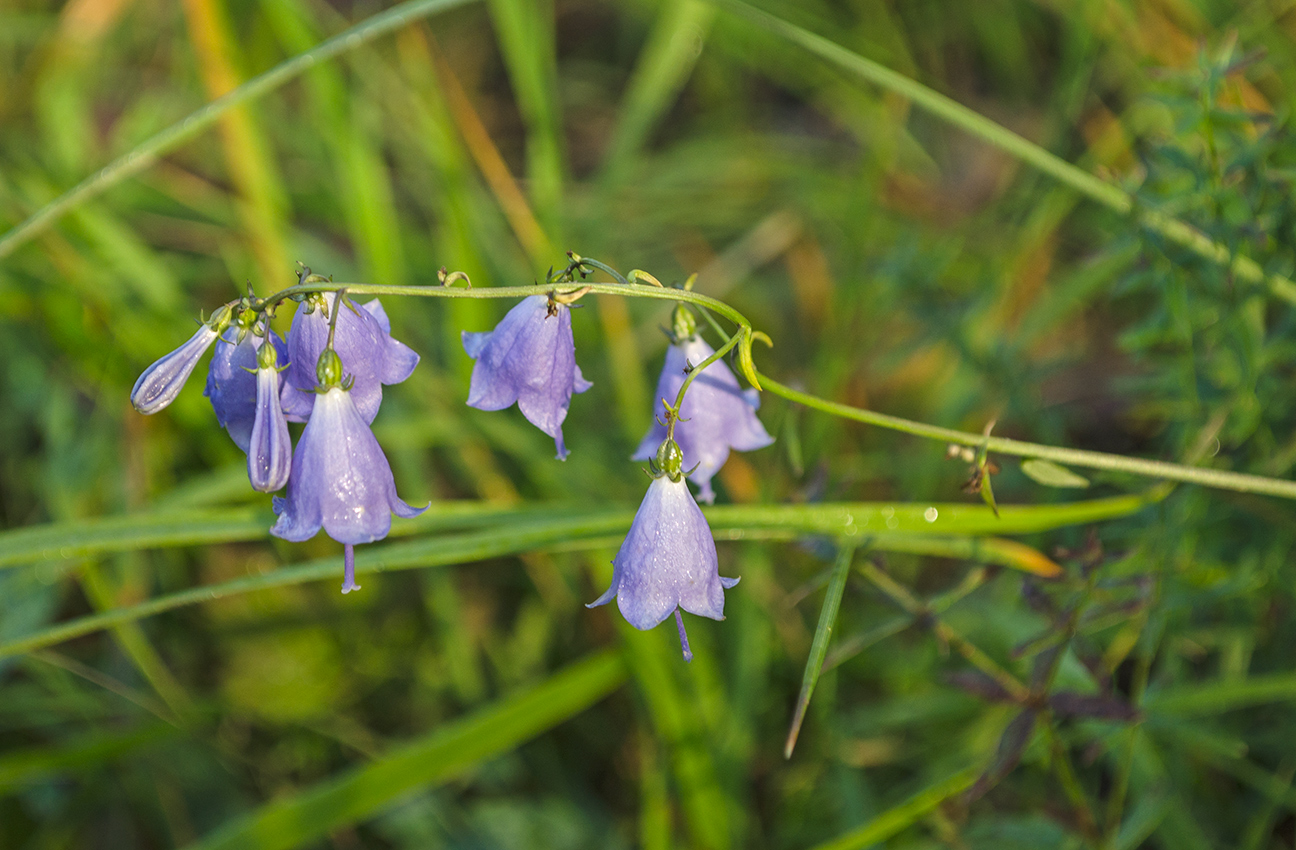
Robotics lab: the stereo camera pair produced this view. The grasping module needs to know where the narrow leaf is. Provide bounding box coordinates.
[181,650,627,850]
[1022,458,1091,489]
[785,544,855,758]
[808,767,979,850]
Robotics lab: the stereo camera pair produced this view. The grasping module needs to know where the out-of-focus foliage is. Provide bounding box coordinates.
[2,0,1296,848]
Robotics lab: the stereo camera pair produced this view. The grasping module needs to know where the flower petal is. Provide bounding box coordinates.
[247,354,292,492]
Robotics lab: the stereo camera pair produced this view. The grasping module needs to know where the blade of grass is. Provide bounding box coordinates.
[179,0,290,291]
[1146,672,1296,716]
[0,493,1150,571]
[486,0,564,240]
[600,0,716,185]
[179,649,627,850]
[784,543,855,758]
[0,0,479,260]
[808,767,979,850]
[707,0,1296,306]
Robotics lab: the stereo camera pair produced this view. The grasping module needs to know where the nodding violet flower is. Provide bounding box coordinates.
[246,340,292,493]
[205,323,289,453]
[633,310,773,504]
[588,438,738,662]
[281,293,419,424]
[271,348,426,593]
[131,305,233,414]
[462,294,592,460]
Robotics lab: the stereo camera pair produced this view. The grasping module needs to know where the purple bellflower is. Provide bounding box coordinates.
[588,437,739,661]
[462,293,592,460]
[271,348,426,593]
[246,339,292,493]
[632,309,773,504]
[281,292,419,425]
[130,304,233,415]
[205,323,289,453]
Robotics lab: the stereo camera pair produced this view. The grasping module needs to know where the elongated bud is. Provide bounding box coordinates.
[671,305,696,341]
[248,342,292,492]
[656,437,684,482]
[130,304,235,414]
[316,348,344,388]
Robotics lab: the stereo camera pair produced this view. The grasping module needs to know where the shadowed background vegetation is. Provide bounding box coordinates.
[2,0,1296,847]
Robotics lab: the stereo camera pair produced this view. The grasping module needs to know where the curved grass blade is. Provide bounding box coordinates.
[785,544,855,758]
[0,493,1150,659]
[706,0,1296,306]
[0,0,479,260]
[808,767,979,850]
[0,493,1141,571]
[180,650,627,850]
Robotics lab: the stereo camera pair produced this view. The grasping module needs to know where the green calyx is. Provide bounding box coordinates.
[652,438,685,482]
[257,340,281,371]
[206,304,235,335]
[315,348,345,389]
[671,305,697,342]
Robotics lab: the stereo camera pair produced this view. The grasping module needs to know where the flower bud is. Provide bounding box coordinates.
[316,348,344,388]
[671,305,696,341]
[656,437,684,481]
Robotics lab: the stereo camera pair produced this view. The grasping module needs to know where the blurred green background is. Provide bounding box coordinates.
[3,0,1296,847]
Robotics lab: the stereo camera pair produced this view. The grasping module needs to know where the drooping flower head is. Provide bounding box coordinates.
[131,304,234,414]
[633,308,773,504]
[271,347,427,588]
[204,318,289,453]
[588,437,739,661]
[462,293,593,460]
[246,339,292,493]
[281,292,419,424]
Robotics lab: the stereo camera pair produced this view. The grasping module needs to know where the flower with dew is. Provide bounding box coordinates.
[281,292,419,425]
[130,304,234,415]
[246,339,292,493]
[271,347,427,593]
[462,293,592,460]
[588,437,738,661]
[633,307,773,504]
[205,321,288,453]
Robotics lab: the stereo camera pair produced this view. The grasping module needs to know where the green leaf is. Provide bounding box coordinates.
[1146,673,1296,716]
[181,650,627,850]
[808,767,979,850]
[1022,458,1092,489]
[785,544,855,758]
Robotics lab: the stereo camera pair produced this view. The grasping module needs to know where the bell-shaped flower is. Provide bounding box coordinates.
[246,340,292,493]
[130,305,233,414]
[462,294,592,460]
[632,328,773,504]
[588,438,738,661]
[271,350,427,578]
[281,293,419,424]
[205,325,288,453]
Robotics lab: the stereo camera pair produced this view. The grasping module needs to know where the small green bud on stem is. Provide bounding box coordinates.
[656,438,684,482]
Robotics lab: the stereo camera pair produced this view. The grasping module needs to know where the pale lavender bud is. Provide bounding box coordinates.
[246,340,292,493]
[461,294,592,460]
[131,323,221,414]
[633,335,774,503]
[205,327,288,452]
